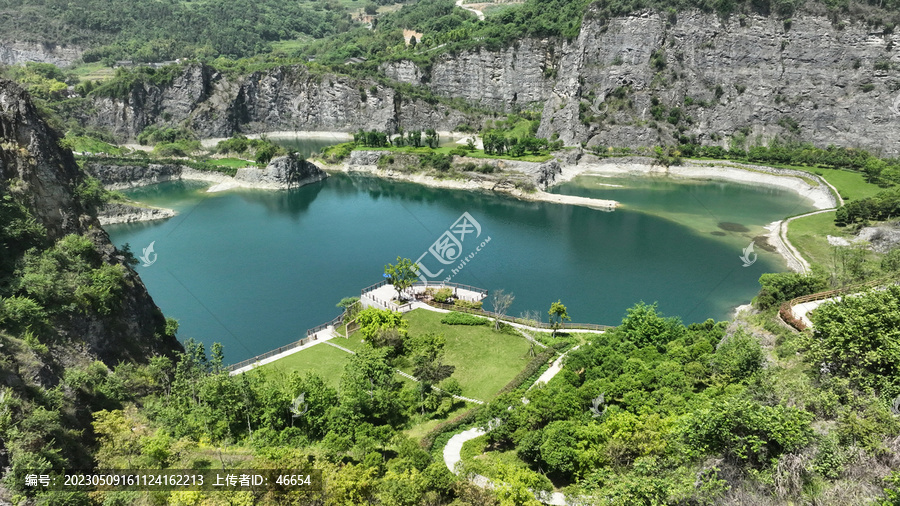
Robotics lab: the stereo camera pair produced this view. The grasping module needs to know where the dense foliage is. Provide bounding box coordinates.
[835,187,900,225]
[0,0,352,62]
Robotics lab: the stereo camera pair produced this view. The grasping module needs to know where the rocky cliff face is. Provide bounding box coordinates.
[0,79,181,365]
[83,162,184,190]
[0,40,83,67]
[538,10,900,154]
[380,38,559,111]
[83,64,478,139]
[78,11,900,154]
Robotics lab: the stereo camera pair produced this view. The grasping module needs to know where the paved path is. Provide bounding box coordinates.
[529,346,580,390]
[771,208,837,273]
[229,328,336,375]
[442,344,582,505]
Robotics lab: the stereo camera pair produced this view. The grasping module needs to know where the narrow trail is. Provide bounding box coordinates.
[324,340,485,405]
[771,208,837,273]
[455,0,485,20]
[442,345,583,505]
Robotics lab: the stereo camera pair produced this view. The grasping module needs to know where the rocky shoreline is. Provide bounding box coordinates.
[92,145,838,274]
[98,202,177,225]
[85,154,327,193]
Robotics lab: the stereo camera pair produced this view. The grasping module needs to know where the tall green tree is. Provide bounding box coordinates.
[548,300,570,338]
[384,256,418,301]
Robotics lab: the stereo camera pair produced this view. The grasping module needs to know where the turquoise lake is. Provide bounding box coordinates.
[105,172,817,363]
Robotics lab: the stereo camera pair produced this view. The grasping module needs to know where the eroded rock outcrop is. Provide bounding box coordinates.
[83,162,183,190]
[0,40,83,67]
[0,78,181,365]
[98,202,176,225]
[234,154,327,188]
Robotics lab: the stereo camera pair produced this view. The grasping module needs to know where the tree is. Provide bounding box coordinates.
[806,285,900,396]
[424,129,439,149]
[384,256,418,301]
[339,346,404,425]
[491,289,515,331]
[548,300,570,338]
[355,307,409,355]
[408,333,455,414]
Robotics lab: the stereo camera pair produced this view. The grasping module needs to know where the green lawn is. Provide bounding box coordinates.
[69,62,115,82]
[810,168,885,202]
[401,309,533,401]
[787,211,846,268]
[261,341,354,388]
[210,157,255,169]
[259,308,534,402]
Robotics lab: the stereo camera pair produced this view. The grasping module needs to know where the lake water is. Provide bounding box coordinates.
[106,172,816,363]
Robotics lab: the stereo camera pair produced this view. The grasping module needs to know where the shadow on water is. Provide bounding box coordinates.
[234,178,327,218]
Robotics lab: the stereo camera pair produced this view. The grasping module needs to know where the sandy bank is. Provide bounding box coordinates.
[555,158,838,211]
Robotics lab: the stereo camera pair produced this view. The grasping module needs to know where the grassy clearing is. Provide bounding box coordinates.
[787,211,846,268]
[260,308,533,402]
[210,157,255,168]
[402,309,533,401]
[808,168,885,202]
[69,62,115,82]
[260,341,353,388]
[64,135,125,155]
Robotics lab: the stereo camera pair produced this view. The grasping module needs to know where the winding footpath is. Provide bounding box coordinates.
[455,0,485,20]
[768,208,837,274]
[324,340,485,405]
[442,345,584,506]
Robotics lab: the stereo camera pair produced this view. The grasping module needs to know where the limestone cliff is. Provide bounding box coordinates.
[538,10,900,154]
[0,79,181,366]
[82,64,478,139]
[0,40,83,67]
[76,11,900,154]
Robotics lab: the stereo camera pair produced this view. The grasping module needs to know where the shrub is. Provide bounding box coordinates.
[0,296,47,333]
[754,271,829,309]
[683,398,815,468]
[453,299,483,310]
[711,330,764,381]
[432,288,453,303]
[320,142,355,164]
[440,311,488,326]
